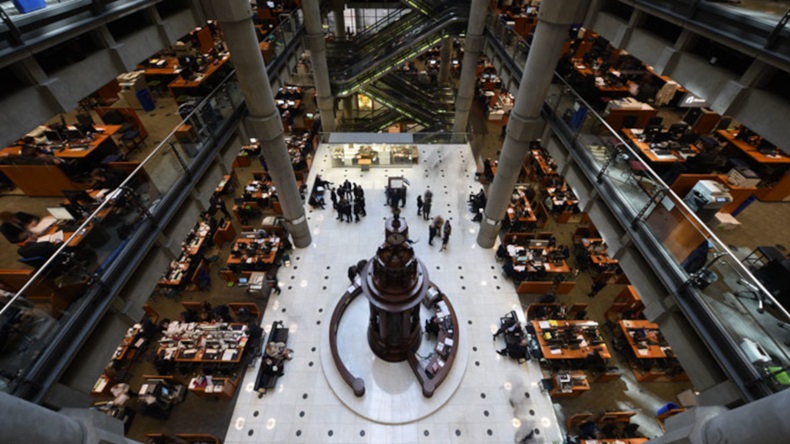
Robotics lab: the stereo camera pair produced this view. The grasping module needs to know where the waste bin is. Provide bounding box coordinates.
[135,88,156,112]
[657,402,679,416]
[13,0,46,14]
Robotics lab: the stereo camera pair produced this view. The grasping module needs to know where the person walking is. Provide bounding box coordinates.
[429,216,443,246]
[423,190,433,220]
[330,187,338,210]
[588,280,606,297]
[416,195,423,216]
[440,220,452,252]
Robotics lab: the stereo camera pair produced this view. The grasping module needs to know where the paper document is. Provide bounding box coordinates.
[38,230,64,243]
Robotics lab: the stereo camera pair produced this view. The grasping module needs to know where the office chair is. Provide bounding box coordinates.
[18,256,48,268]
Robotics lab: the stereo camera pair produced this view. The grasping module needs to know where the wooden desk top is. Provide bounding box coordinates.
[622,128,694,163]
[620,320,671,359]
[506,194,536,223]
[168,55,230,90]
[531,149,557,176]
[533,320,611,360]
[716,129,790,164]
[2,125,121,160]
[226,236,279,266]
[143,58,181,76]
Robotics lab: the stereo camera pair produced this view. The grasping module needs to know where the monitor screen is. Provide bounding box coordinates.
[266,1,275,7]
[47,206,75,221]
[65,129,84,141]
[44,130,62,142]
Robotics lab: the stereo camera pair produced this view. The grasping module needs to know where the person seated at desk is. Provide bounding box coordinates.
[90,167,127,190]
[1,211,41,243]
[497,337,530,361]
[555,244,571,260]
[493,317,523,340]
[425,315,441,336]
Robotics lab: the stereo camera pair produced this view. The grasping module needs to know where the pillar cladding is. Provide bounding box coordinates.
[438,37,452,84]
[452,0,489,133]
[477,0,587,248]
[303,0,337,132]
[203,0,311,247]
[361,212,429,362]
[0,392,85,444]
[333,0,347,40]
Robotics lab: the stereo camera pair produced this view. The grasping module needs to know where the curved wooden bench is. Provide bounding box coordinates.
[328,284,366,397]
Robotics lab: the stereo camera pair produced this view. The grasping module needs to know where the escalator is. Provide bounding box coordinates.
[361,73,455,131]
[327,3,469,96]
[336,107,405,132]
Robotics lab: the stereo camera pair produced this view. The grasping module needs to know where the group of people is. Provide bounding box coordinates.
[330,179,366,223]
[428,215,452,252]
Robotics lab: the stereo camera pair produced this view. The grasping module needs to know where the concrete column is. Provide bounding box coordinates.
[438,37,452,84]
[203,0,311,247]
[0,392,130,444]
[342,95,354,120]
[651,390,790,444]
[477,0,586,248]
[333,0,347,40]
[452,0,489,133]
[303,0,337,132]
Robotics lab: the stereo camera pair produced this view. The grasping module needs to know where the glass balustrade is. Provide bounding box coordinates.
[486,13,790,396]
[0,14,303,395]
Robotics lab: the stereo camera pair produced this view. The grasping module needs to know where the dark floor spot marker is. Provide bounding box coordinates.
[491,266,495,269]
[312,347,316,352]
[462,286,466,290]
[496,286,501,290]
[475,361,480,366]
[460,276,464,279]
[324,276,329,279]
[468,320,472,325]
[436,266,440,270]
[493,276,498,279]
[424,430,429,436]
[322,286,327,290]
[455,430,461,436]
[302,393,308,399]
[282,308,286,313]
[534,429,540,435]
[360,430,365,437]
[288,286,293,290]
[318,308,323,313]
[253,411,259,417]
[484,410,489,417]
[480,392,486,399]
[316,320,321,325]
[328,430,333,437]
[248,430,254,436]
[458,266,463,270]
[296,430,302,436]
[309,361,314,367]
[299,411,305,417]
[327,266,331,269]
[525,392,530,398]
[473,346,478,351]
[487,429,493,436]
[529,409,535,416]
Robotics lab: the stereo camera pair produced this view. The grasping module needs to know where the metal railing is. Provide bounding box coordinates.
[486,14,790,399]
[0,12,304,397]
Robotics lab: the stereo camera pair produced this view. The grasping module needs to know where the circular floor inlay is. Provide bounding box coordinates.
[328,430,333,437]
[253,411,259,417]
[487,429,493,436]
[296,430,301,436]
[424,430,429,436]
[455,429,461,436]
[484,410,489,417]
[299,411,305,417]
[247,430,253,436]
[302,393,308,399]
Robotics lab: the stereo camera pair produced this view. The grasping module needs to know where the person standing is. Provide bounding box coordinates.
[429,215,443,246]
[416,195,423,216]
[330,187,338,210]
[352,198,362,222]
[440,220,452,252]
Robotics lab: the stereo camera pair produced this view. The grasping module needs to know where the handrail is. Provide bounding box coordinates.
[328,284,366,396]
[0,12,303,332]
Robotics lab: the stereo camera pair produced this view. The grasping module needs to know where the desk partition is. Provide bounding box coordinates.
[485,14,790,400]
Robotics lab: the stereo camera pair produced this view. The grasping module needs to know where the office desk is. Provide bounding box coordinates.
[530,149,557,178]
[142,58,181,77]
[1,125,122,160]
[532,320,610,360]
[226,236,280,269]
[622,128,697,163]
[506,193,536,224]
[184,222,211,256]
[620,320,670,359]
[111,325,143,361]
[716,129,790,164]
[168,55,231,99]
[215,171,236,195]
[549,370,591,398]
[158,321,248,364]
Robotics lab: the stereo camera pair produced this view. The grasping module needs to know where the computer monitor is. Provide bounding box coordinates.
[643,125,662,141]
[668,122,690,139]
[65,128,85,141]
[160,386,171,397]
[47,206,76,221]
[678,132,700,146]
[42,131,61,143]
[652,131,671,143]
[266,1,275,7]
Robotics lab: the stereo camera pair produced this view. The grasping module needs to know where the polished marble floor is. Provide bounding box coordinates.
[225,141,563,443]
